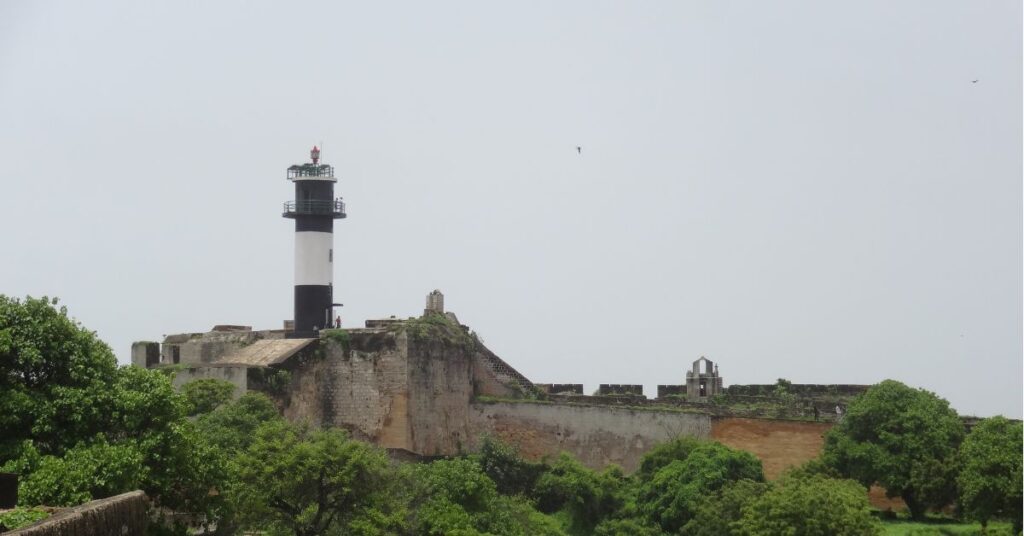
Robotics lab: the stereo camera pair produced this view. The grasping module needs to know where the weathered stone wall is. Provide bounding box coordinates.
[710,417,832,479]
[159,330,288,366]
[275,330,412,450]
[130,342,160,368]
[657,384,686,397]
[535,384,584,395]
[407,336,476,455]
[468,401,711,472]
[7,491,147,536]
[471,352,521,399]
[709,417,903,509]
[171,365,249,395]
[726,384,868,397]
[597,384,644,396]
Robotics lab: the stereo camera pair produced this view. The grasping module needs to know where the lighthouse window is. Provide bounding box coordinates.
[329,249,333,262]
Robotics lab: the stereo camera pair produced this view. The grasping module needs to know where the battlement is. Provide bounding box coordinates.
[597,384,644,396]
[657,385,687,398]
[726,384,869,398]
[535,384,584,395]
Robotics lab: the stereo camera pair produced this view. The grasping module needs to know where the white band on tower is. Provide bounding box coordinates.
[294,231,333,286]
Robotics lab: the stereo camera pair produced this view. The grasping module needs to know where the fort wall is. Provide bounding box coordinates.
[406,334,476,455]
[710,417,832,479]
[275,331,412,450]
[468,401,711,472]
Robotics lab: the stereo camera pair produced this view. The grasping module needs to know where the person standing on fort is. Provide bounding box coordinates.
[335,316,341,328]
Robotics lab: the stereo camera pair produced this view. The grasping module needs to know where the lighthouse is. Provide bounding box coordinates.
[283,146,346,335]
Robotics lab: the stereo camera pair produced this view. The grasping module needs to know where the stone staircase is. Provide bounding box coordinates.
[475,344,536,395]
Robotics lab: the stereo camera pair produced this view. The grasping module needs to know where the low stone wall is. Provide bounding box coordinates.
[7,491,147,536]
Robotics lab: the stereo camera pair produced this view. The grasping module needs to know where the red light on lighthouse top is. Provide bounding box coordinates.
[311,146,320,165]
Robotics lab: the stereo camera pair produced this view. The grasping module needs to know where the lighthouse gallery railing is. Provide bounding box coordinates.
[282,200,346,217]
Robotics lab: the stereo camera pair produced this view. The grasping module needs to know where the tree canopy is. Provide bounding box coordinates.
[231,420,400,536]
[957,416,1023,533]
[734,473,881,536]
[0,295,227,525]
[822,379,964,519]
[636,438,765,532]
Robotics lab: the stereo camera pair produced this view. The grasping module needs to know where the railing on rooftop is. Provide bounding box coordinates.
[283,199,346,218]
[287,164,335,179]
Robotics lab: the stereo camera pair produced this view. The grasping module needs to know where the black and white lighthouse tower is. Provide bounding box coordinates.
[283,146,345,335]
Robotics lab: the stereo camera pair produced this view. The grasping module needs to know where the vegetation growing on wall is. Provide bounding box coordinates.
[0,507,49,531]
[246,367,292,395]
[321,328,351,354]
[394,313,475,350]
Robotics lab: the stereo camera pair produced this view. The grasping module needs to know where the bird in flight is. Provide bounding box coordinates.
[972,79,978,83]
[576,146,582,154]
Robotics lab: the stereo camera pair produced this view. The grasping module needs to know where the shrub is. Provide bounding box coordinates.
[734,474,881,536]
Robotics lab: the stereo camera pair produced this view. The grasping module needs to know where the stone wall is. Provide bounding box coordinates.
[710,417,832,479]
[158,329,287,366]
[130,342,160,368]
[657,385,686,398]
[275,330,412,450]
[535,384,584,395]
[597,384,644,396]
[726,384,868,398]
[468,401,711,472]
[709,417,903,509]
[7,491,147,536]
[406,336,476,455]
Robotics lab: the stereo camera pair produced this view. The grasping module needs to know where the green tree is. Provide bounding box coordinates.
[195,392,282,453]
[16,438,145,506]
[0,296,118,458]
[822,380,964,519]
[0,296,227,525]
[733,474,881,536]
[231,420,400,536]
[957,416,1023,533]
[404,457,564,536]
[593,518,665,536]
[532,453,628,535]
[683,479,768,536]
[181,378,236,416]
[636,439,764,533]
[473,436,545,497]
[635,437,701,480]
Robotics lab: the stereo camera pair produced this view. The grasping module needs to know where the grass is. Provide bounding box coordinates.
[880,516,1015,535]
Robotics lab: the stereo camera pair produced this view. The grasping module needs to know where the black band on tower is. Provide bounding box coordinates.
[294,285,333,332]
[295,218,334,233]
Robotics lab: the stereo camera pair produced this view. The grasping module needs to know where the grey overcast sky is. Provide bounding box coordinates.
[1,1,1020,418]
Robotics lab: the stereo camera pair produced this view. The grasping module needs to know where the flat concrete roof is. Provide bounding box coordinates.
[213,338,316,367]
